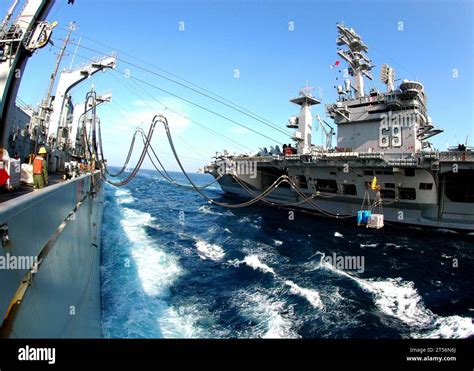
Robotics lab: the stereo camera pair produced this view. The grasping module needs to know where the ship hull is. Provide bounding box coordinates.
[211,162,474,232]
[0,172,104,338]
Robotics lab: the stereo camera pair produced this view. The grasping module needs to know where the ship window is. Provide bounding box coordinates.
[341,184,357,195]
[375,170,383,175]
[380,189,396,199]
[399,187,416,200]
[383,169,394,175]
[444,170,474,203]
[297,175,308,189]
[315,179,338,193]
[385,183,395,189]
[404,168,415,177]
[419,182,433,190]
[364,170,374,176]
[330,171,337,175]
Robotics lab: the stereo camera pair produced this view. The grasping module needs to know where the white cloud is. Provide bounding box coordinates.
[109,97,191,135]
[96,96,206,171]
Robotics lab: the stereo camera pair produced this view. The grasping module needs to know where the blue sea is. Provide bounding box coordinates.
[100,169,474,338]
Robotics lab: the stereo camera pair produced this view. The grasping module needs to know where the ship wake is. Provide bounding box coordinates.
[102,186,206,338]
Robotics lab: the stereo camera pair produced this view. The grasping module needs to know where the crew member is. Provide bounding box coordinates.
[33,147,48,189]
[284,144,295,155]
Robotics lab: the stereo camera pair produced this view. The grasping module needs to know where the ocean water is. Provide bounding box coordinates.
[101,169,474,339]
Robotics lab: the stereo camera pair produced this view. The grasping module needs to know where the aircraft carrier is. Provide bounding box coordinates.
[0,0,113,337]
[205,24,474,232]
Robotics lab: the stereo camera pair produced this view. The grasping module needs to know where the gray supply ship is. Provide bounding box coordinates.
[205,24,474,232]
[0,0,114,337]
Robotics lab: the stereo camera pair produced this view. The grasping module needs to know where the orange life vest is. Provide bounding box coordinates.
[33,156,44,175]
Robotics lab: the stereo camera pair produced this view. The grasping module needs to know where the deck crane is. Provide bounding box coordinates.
[315,114,335,150]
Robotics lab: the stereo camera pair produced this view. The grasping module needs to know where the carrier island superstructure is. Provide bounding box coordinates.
[206,24,474,231]
[0,0,114,337]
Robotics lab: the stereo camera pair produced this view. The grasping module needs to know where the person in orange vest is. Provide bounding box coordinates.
[33,147,49,189]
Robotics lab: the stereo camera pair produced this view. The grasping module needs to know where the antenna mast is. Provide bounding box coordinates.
[336,23,373,98]
[46,22,75,103]
[32,21,74,148]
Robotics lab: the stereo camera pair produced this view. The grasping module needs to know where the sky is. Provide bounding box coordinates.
[14,0,474,171]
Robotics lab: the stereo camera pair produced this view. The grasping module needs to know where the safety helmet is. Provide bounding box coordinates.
[38,147,47,155]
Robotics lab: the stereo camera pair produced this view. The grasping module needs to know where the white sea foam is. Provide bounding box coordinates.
[157,305,205,338]
[360,243,378,248]
[243,255,276,275]
[115,188,135,204]
[234,256,324,311]
[284,280,324,310]
[198,205,230,216]
[198,205,217,214]
[357,278,434,327]
[317,256,474,338]
[121,207,181,297]
[115,188,130,197]
[117,206,210,338]
[239,218,261,230]
[144,223,160,231]
[420,316,474,339]
[105,188,208,339]
[326,286,344,304]
[237,290,300,339]
[334,232,343,238]
[264,313,298,338]
[273,240,283,246]
[385,243,402,248]
[195,240,225,261]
